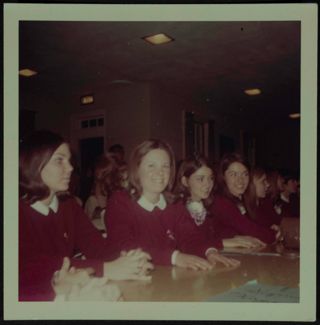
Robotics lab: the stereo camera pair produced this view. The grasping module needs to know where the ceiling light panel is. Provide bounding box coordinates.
[19,68,37,77]
[244,88,261,96]
[142,33,174,45]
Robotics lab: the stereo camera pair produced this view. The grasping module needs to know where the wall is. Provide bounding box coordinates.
[149,85,206,162]
[20,89,71,140]
[62,81,150,161]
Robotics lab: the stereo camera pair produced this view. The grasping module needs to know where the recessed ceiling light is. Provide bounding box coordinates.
[142,33,174,45]
[19,68,37,77]
[244,88,261,96]
[289,113,300,119]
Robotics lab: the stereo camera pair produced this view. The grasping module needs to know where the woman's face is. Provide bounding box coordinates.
[138,149,171,201]
[224,162,249,198]
[40,143,73,195]
[183,165,214,201]
[284,179,299,194]
[254,173,269,198]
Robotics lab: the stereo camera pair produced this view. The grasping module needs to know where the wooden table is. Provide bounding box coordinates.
[115,245,299,302]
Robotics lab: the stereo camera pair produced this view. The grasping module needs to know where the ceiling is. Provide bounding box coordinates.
[19,21,301,126]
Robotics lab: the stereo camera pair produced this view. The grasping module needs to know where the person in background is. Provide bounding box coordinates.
[108,144,125,165]
[244,167,283,238]
[106,139,238,271]
[19,130,153,301]
[84,154,123,232]
[61,152,83,206]
[278,169,300,218]
[173,155,266,250]
[210,153,278,245]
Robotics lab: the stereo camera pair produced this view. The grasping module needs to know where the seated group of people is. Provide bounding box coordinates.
[19,130,300,301]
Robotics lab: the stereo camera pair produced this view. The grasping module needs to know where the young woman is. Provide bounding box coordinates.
[105,140,239,270]
[84,154,126,232]
[210,153,278,245]
[19,130,153,301]
[244,167,283,237]
[278,169,300,218]
[173,156,266,250]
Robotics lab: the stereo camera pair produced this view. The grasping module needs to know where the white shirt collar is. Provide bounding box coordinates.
[280,193,290,203]
[137,194,167,212]
[30,195,59,216]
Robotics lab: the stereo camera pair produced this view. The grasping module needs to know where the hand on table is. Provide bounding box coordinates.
[67,278,122,301]
[270,224,283,242]
[175,252,212,271]
[223,236,266,248]
[52,257,94,295]
[104,248,154,281]
[206,251,240,268]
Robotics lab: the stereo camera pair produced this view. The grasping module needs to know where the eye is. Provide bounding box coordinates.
[54,157,63,164]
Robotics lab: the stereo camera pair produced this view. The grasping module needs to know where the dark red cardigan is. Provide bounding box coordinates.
[19,197,117,301]
[210,195,276,244]
[105,191,219,265]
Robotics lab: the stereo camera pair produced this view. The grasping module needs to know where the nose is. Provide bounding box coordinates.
[154,167,165,176]
[66,161,74,173]
[236,175,245,184]
[204,178,212,187]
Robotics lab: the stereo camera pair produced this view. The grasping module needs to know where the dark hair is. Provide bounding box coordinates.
[19,130,66,204]
[278,168,299,184]
[244,167,266,220]
[215,152,250,203]
[266,169,281,200]
[91,153,124,197]
[128,139,176,201]
[173,155,214,207]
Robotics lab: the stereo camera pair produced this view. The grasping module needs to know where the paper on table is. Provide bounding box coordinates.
[207,280,299,302]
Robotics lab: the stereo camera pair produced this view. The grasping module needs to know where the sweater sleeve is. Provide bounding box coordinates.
[67,199,118,262]
[104,192,138,254]
[254,198,282,227]
[211,196,276,244]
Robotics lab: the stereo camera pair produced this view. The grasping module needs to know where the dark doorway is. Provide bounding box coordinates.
[219,135,235,158]
[79,136,104,202]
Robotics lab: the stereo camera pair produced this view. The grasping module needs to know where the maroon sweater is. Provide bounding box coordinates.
[280,194,300,219]
[253,197,283,228]
[105,191,217,265]
[19,197,117,301]
[170,200,223,250]
[210,195,276,244]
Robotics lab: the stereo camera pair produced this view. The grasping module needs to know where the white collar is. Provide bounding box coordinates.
[280,193,290,203]
[30,195,59,216]
[137,194,167,212]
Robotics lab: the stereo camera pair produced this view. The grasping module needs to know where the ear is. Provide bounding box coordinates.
[181,176,189,188]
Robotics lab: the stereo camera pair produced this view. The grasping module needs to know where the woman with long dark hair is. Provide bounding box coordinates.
[19,130,152,301]
[210,153,277,244]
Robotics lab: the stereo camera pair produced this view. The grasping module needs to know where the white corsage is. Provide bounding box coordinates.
[237,203,247,215]
[186,200,207,226]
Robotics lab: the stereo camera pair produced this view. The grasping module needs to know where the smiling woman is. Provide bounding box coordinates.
[210,153,278,245]
[105,140,240,271]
